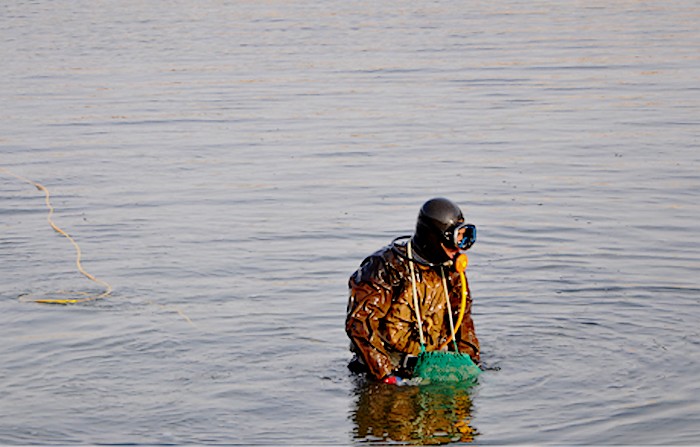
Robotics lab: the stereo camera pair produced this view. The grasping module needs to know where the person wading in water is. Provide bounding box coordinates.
[346,198,480,384]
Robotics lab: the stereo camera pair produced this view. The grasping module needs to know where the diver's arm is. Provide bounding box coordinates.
[346,256,395,380]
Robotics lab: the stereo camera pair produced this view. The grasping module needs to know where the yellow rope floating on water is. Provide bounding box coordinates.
[1,167,113,304]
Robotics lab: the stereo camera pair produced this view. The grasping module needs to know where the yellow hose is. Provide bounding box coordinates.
[453,270,468,332]
[1,168,112,304]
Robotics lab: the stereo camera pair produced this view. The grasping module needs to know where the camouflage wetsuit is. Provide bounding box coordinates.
[346,240,479,380]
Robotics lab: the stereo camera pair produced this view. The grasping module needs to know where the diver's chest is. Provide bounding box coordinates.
[397,268,451,316]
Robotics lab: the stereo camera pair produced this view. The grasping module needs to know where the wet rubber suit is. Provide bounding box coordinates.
[346,239,480,381]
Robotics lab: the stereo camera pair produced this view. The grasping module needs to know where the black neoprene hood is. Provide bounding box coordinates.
[411,197,465,264]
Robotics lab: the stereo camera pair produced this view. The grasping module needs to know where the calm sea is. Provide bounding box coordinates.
[2,1,699,444]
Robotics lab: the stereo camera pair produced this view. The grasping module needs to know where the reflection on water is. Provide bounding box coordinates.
[351,379,478,445]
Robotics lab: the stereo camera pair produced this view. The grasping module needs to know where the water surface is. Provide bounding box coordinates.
[2,1,699,444]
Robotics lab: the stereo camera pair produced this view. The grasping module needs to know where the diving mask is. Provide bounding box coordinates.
[451,223,476,250]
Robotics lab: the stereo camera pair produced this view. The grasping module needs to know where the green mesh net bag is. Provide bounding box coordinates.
[413,345,481,384]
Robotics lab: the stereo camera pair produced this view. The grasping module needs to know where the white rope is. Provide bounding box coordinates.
[441,267,459,352]
[406,240,425,346]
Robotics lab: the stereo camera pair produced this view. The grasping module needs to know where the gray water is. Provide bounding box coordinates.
[2,1,700,444]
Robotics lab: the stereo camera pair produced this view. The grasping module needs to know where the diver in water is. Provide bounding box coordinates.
[346,198,480,384]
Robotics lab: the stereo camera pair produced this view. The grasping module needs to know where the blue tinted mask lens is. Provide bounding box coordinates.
[454,224,476,250]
